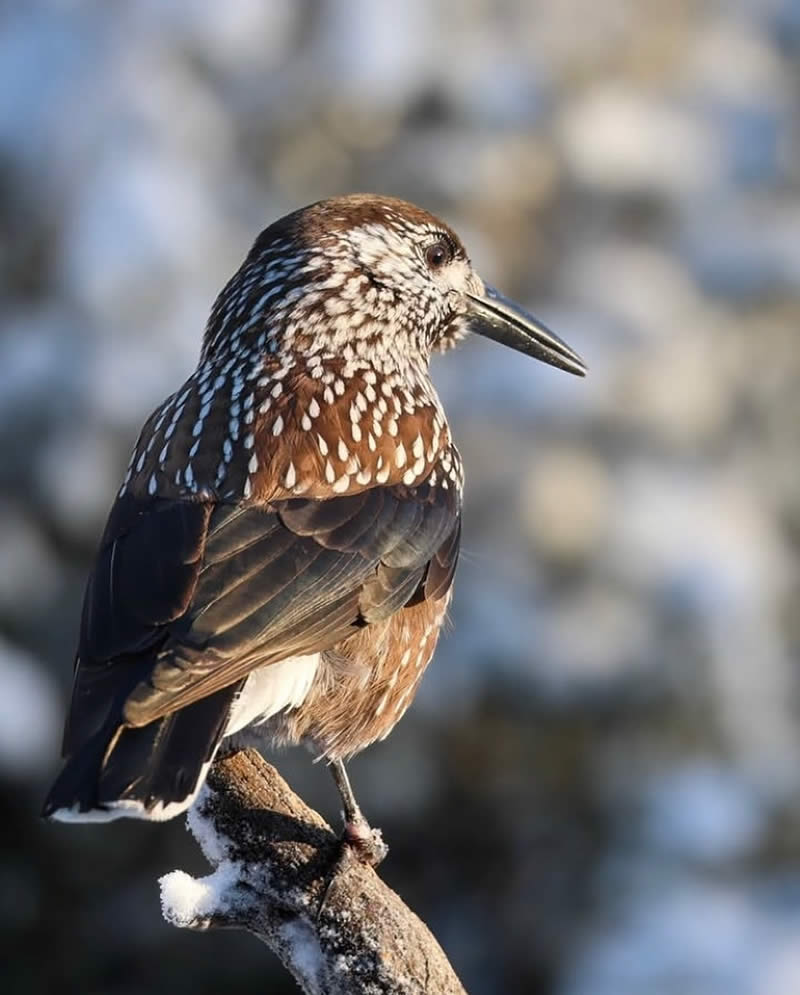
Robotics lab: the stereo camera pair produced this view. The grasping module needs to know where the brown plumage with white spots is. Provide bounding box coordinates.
[43,194,585,856]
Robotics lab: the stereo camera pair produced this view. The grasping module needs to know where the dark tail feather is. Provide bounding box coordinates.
[43,684,241,822]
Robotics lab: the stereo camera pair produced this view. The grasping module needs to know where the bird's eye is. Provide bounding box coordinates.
[424,239,453,271]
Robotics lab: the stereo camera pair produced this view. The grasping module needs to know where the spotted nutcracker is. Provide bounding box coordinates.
[43,195,585,852]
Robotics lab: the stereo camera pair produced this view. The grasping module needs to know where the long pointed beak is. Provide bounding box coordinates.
[466,286,587,377]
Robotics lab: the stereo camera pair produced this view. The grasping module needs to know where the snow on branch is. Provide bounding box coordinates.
[159,748,468,995]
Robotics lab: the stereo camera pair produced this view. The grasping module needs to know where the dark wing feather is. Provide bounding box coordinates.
[424,517,461,601]
[68,481,460,742]
[63,497,212,754]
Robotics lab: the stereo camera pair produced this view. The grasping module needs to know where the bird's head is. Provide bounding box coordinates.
[203,194,585,378]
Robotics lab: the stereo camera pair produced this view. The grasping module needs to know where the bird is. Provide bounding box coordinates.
[43,194,585,857]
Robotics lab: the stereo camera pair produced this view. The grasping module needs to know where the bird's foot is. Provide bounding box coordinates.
[342,816,389,867]
[316,817,388,921]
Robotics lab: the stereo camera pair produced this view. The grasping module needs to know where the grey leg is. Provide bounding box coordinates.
[330,758,363,825]
[327,759,388,866]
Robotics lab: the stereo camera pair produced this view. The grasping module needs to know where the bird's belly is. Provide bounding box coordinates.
[277,592,452,760]
[225,653,320,736]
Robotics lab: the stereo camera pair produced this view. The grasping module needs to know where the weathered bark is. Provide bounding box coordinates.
[159,748,468,994]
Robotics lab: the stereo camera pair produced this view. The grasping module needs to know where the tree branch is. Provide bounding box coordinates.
[159,748,468,994]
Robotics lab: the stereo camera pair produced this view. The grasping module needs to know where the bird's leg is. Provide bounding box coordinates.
[328,759,388,866]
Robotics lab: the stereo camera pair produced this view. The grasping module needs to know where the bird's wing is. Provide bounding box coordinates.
[65,481,460,748]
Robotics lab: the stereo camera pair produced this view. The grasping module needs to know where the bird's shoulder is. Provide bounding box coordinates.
[120,355,462,506]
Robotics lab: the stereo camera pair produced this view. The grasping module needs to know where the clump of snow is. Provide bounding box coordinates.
[159,861,241,929]
[159,786,246,927]
[278,920,324,988]
[186,785,231,864]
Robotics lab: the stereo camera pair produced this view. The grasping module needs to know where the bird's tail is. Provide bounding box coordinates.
[42,685,241,823]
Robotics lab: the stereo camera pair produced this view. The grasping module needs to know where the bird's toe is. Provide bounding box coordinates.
[342,818,389,866]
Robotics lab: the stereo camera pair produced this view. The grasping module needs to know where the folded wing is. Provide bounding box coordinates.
[64,480,461,753]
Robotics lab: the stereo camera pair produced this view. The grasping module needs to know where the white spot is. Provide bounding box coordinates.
[334,378,345,396]
[244,433,255,449]
[323,387,334,405]
[284,462,296,488]
[185,464,195,488]
[376,465,390,484]
[136,451,146,472]
[243,477,252,499]
[325,460,335,483]
[356,469,372,485]
[368,433,377,452]
[332,474,350,493]
[412,434,424,459]
[273,416,284,436]
[351,422,362,443]
[395,443,407,468]
[248,453,258,474]
[148,473,157,495]
[301,414,312,431]
[387,418,398,437]
[337,439,349,462]
[309,398,320,418]
[400,648,411,667]
[402,468,416,485]
[317,434,329,456]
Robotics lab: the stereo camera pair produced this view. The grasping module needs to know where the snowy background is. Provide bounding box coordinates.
[2,1,800,993]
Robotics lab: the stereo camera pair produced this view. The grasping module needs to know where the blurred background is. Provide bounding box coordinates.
[2,1,799,992]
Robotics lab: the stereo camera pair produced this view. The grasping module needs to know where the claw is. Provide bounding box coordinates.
[343,818,388,866]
